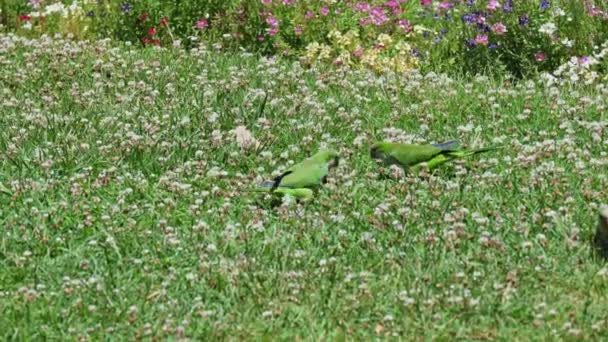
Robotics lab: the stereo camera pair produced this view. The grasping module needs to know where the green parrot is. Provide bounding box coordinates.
[370,141,497,172]
[253,149,339,202]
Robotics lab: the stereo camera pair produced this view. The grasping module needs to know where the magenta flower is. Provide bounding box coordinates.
[305,10,315,18]
[370,6,388,25]
[268,26,279,36]
[320,6,330,16]
[294,26,302,36]
[385,0,399,8]
[420,0,432,6]
[355,2,371,12]
[534,51,546,61]
[398,19,412,32]
[195,19,208,29]
[474,34,489,45]
[265,15,278,27]
[492,23,507,35]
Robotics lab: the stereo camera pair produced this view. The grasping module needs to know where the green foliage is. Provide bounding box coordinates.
[2,1,608,76]
[2,34,608,339]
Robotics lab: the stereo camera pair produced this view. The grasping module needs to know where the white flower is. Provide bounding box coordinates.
[234,125,259,151]
[539,23,557,35]
[561,38,574,48]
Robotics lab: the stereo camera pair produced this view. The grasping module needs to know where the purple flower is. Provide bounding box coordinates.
[464,39,476,48]
[519,14,529,26]
[120,3,132,13]
[320,6,330,16]
[398,19,412,32]
[489,43,499,49]
[466,0,475,6]
[540,0,550,11]
[461,13,477,24]
[503,0,513,12]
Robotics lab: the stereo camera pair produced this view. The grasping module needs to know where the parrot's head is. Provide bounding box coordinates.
[316,149,340,168]
[369,142,390,162]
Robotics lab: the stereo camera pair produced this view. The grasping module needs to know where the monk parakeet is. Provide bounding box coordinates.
[261,149,339,190]
[370,141,497,172]
[253,149,339,202]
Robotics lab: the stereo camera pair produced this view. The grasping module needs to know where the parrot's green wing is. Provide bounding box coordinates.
[278,163,329,189]
[387,144,445,168]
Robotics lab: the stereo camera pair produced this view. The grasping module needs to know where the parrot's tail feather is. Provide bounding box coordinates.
[432,140,460,151]
[270,170,293,191]
[258,180,276,189]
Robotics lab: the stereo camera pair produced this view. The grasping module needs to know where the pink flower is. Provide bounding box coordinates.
[492,23,507,35]
[487,0,499,11]
[355,2,371,12]
[474,34,489,45]
[268,26,279,36]
[359,18,371,26]
[305,10,315,18]
[385,0,399,8]
[438,2,453,11]
[420,0,432,6]
[534,51,546,61]
[282,0,294,5]
[320,6,330,16]
[294,26,302,36]
[265,15,278,27]
[195,19,208,29]
[370,6,388,25]
[352,48,364,58]
[261,0,272,6]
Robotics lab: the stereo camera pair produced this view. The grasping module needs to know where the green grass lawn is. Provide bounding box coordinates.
[1,34,608,340]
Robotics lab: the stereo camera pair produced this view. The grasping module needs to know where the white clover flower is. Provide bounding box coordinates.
[539,22,557,35]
